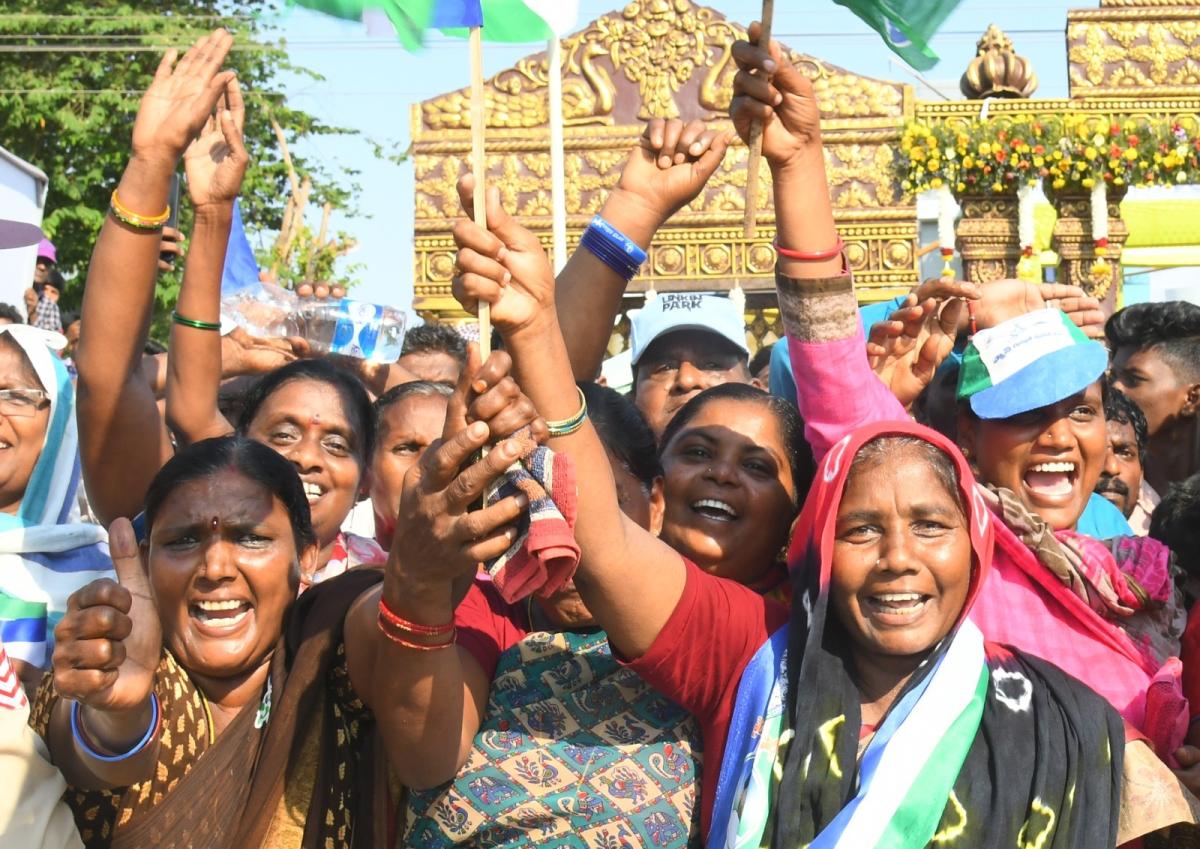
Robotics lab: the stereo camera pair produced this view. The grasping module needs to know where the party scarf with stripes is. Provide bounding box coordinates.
[0,327,110,670]
[709,422,1125,849]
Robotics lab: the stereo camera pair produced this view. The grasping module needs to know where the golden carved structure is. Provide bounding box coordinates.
[413,0,1200,344]
[412,1,914,347]
[1048,187,1130,303]
[961,24,1039,99]
[1067,0,1200,98]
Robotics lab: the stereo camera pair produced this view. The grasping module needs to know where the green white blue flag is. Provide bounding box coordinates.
[293,0,578,48]
[834,0,965,71]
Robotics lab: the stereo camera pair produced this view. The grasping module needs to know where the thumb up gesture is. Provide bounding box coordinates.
[53,518,162,714]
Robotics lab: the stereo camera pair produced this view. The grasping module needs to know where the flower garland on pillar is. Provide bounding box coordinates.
[1090,181,1110,290]
[1016,182,1040,282]
[937,183,957,279]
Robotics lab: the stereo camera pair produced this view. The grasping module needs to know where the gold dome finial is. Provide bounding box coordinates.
[961,24,1038,99]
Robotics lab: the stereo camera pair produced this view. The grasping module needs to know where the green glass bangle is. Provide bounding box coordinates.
[171,311,222,332]
[546,387,588,438]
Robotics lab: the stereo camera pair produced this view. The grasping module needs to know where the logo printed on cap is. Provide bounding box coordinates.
[659,294,706,312]
[971,309,1075,385]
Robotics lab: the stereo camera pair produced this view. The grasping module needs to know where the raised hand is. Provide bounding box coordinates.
[388,419,530,592]
[52,519,161,719]
[969,278,1044,331]
[131,29,238,167]
[220,326,307,377]
[452,174,556,339]
[1038,283,1106,340]
[730,21,823,170]
[611,118,731,224]
[183,76,248,208]
[867,295,965,408]
[442,345,547,446]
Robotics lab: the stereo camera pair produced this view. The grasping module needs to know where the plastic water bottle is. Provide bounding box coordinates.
[297,299,407,363]
[220,281,300,338]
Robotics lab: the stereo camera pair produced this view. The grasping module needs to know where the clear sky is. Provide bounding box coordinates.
[270,0,1090,314]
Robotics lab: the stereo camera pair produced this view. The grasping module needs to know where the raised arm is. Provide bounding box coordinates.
[164,77,249,445]
[729,27,904,460]
[344,351,542,789]
[556,119,729,380]
[452,178,685,661]
[76,31,236,524]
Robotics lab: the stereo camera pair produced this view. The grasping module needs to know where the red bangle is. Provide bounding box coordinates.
[378,597,454,637]
[774,235,844,262]
[377,612,456,650]
[967,299,978,338]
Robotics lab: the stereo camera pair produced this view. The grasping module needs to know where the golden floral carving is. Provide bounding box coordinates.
[417,0,904,133]
[412,3,918,321]
[1069,24,1131,85]
[1068,11,1200,96]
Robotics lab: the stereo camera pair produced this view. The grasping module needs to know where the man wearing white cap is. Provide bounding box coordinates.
[628,292,755,437]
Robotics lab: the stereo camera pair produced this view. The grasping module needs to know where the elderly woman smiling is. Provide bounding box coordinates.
[440,134,1198,843]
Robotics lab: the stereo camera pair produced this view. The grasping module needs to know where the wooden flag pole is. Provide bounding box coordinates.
[469,25,491,358]
[548,34,568,273]
[742,0,775,240]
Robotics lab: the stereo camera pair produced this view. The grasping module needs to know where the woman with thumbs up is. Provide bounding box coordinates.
[33,413,533,848]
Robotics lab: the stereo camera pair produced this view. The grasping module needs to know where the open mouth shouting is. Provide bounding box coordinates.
[189,597,254,637]
[1022,460,1078,506]
[691,498,739,523]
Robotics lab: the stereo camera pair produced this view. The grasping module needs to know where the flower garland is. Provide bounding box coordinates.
[899,115,1200,196]
[1090,181,1110,289]
[1016,182,1039,282]
[936,183,957,278]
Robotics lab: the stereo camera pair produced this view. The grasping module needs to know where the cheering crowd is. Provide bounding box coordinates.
[4,23,1200,849]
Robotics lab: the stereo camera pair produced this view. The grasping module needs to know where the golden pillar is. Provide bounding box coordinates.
[1047,187,1129,308]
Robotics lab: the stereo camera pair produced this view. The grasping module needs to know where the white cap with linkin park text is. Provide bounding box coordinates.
[629,293,749,366]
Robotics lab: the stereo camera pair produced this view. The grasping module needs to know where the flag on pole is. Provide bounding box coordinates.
[833,0,965,71]
[290,0,438,50]
[295,0,578,46]
[438,0,579,41]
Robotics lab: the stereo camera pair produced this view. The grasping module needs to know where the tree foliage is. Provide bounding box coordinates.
[0,1,364,328]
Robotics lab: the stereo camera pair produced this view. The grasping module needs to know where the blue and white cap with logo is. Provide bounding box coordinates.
[957,307,1109,420]
[629,293,749,366]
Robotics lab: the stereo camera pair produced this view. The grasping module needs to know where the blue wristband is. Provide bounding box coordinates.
[71,693,160,763]
[581,216,647,280]
[581,228,642,280]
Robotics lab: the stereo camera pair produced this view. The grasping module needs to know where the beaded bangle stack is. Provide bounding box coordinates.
[580,216,647,282]
[109,190,171,231]
[545,386,588,438]
[377,598,456,651]
[71,693,162,763]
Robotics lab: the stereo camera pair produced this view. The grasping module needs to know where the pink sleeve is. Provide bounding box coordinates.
[789,330,907,462]
[774,271,907,463]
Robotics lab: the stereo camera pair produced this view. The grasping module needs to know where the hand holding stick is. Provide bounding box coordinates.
[742,0,775,238]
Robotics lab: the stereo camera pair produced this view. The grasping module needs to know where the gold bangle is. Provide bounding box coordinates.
[110,189,171,230]
[546,386,588,438]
